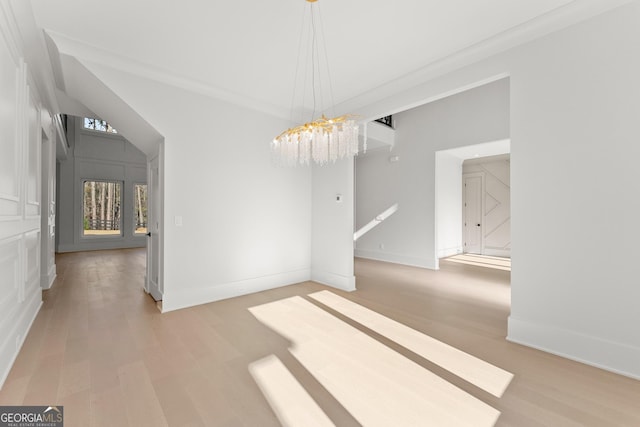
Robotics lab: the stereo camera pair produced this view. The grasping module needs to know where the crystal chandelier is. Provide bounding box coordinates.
[272,0,359,166]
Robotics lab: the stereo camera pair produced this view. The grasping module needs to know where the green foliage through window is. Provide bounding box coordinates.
[83,180,122,236]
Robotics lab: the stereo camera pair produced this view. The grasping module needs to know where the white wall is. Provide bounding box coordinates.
[463,154,511,257]
[355,78,510,269]
[507,3,640,378]
[77,63,313,312]
[436,151,463,259]
[354,2,640,378]
[56,116,147,252]
[311,159,355,291]
[0,0,50,388]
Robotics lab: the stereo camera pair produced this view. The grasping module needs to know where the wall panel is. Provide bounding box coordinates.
[0,2,44,389]
[0,33,19,217]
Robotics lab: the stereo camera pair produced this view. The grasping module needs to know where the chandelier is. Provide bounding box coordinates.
[271,0,359,166]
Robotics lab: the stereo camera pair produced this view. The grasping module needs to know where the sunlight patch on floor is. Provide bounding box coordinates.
[249,295,503,426]
[249,355,335,427]
[442,253,511,271]
[309,290,513,397]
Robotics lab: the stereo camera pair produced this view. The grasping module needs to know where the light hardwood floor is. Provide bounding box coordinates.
[0,249,639,426]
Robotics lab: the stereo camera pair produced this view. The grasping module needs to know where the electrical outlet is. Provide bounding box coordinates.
[379,243,385,249]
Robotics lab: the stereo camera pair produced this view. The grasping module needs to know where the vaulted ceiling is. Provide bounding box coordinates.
[30,0,621,119]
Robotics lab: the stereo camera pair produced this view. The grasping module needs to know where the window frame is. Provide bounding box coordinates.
[80,179,124,239]
[132,182,148,236]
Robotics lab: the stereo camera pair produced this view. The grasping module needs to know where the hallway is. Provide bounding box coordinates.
[0,249,639,426]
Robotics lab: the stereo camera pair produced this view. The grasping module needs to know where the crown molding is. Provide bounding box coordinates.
[43,0,633,123]
[45,29,291,120]
[336,0,634,117]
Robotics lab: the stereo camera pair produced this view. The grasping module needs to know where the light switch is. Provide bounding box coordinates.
[336,194,342,203]
[175,216,183,227]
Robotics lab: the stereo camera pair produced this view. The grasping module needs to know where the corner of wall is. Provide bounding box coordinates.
[507,316,640,380]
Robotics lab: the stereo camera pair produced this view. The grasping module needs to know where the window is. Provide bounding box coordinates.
[134,184,148,235]
[83,117,118,134]
[82,180,122,236]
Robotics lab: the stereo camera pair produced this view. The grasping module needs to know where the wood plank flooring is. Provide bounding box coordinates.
[0,248,639,426]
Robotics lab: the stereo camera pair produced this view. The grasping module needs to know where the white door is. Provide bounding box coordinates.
[463,174,483,254]
[146,154,162,301]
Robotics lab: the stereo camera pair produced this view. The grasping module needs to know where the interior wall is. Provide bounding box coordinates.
[353,2,640,378]
[506,2,640,378]
[56,116,147,252]
[435,151,463,260]
[355,78,510,269]
[311,159,355,291]
[77,63,314,312]
[0,1,49,388]
[463,154,511,257]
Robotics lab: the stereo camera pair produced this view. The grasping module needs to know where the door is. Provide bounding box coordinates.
[463,174,483,254]
[146,154,162,301]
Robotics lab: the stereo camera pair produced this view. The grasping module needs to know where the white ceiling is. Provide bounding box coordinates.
[29,0,618,118]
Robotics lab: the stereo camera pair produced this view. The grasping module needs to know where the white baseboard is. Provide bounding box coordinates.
[147,278,162,302]
[57,241,146,253]
[310,269,356,292]
[0,291,42,390]
[438,246,463,258]
[507,316,640,380]
[484,248,511,257]
[41,264,56,290]
[161,269,311,312]
[355,249,437,270]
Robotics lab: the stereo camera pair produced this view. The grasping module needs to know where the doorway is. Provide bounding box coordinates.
[435,139,510,269]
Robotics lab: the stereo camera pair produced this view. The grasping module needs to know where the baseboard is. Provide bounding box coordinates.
[507,316,640,380]
[147,278,162,302]
[161,268,311,312]
[57,241,146,253]
[484,248,511,257]
[354,249,437,270]
[438,246,463,258]
[0,292,42,390]
[310,269,356,292]
[41,265,56,290]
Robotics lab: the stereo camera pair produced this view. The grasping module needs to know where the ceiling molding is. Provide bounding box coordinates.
[43,0,632,123]
[45,29,291,120]
[337,0,633,118]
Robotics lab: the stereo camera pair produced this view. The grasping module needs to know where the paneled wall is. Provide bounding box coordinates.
[0,3,49,388]
[56,116,147,252]
[463,154,511,257]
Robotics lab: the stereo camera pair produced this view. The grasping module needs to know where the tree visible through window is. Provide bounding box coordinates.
[84,117,118,134]
[134,184,148,234]
[83,180,122,236]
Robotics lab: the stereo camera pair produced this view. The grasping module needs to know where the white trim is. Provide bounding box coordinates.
[437,246,463,259]
[44,2,633,121]
[57,241,144,253]
[310,270,356,292]
[40,264,56,290]
[161,269,312,313]
[354,250,437,270]
[483,248,510,258]
[46,30,290,120]
[0,293,41,390]
[507,316,640,381]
